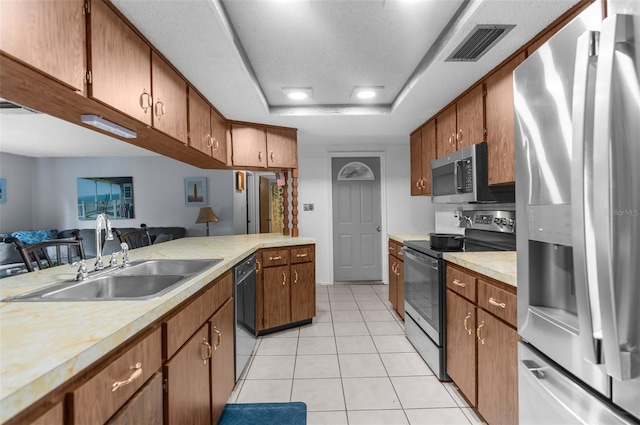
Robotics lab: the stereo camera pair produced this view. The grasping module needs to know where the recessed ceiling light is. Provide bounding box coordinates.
[351,86,384,100]
[282,87,312,101]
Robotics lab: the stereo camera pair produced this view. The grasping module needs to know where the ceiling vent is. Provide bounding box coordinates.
[0,98,40,115]
[446,25,515,62]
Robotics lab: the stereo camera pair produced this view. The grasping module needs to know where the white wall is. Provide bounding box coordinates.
[0,153,236,236]
[0,153,36,233]
[297,135,435,284]
[232,171,248,234]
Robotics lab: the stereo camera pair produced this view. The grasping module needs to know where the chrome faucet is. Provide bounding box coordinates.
[95,213,114,271]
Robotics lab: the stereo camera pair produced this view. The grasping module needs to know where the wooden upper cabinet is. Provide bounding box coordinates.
[266,127,298,169]
[0,0,85,92]
[436,104,457,157]
[456,84,485,150]
[188,88,213,157]
[231,125,267,167]
[485,52,525,185]
[211,109,228,164]
[410,131,423,196]
[151,52,187,144]
[89,0,152,125]
[421,120,436,195]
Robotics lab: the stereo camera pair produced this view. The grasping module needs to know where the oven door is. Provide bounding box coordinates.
[402,247,443,345]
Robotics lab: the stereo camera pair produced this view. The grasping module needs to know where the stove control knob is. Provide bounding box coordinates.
[501,218,508,225]
[508,219,515,226]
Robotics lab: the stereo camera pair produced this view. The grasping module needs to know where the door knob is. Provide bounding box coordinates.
[375,226,381,232]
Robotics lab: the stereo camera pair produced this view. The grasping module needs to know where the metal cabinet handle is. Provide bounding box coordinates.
[269,255,282,261]
[294,270,298,284]
[282,271,286,286]
[389,246,395,253]
[451,132,456,146]
[421,177,427,189]
[212,327,222,351]
[488,297,506,309]
[258,151,263,161]
[206,135,213,147]
[458,129,463,144]
[476,321,485,345]
[256,260,261,272]
[416,180,422,189]
[139,89,152,113]
[453,278,466,287]
[201,339,212,364]
[112,362,142,392]
[463,313,472,335]
[270,151,275,161]
[296,253,308,258]
[154,99,165,119]
[213,138,219,150]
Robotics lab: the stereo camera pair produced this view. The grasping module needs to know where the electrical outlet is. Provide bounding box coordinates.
[303,204,314,211]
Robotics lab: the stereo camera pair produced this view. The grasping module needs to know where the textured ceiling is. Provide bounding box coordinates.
[0,0,582,157]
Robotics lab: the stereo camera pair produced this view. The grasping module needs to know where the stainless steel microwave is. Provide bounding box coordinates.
[430,142,514,203]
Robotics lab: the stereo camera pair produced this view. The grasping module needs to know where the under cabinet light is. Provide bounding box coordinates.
[80,115,137,139]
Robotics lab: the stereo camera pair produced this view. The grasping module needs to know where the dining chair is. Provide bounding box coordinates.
[113,223,151,249]
[3,230,85,272]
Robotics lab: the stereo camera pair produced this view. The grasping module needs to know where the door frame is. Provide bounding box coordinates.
[327,151,388,284]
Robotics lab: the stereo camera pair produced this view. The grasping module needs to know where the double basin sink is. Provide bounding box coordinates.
[2,259,222,302]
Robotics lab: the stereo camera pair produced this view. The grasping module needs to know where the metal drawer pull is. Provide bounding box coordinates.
[476,321,485,345]
[463,313,472,335]
[269,255,282,261]
[213,327,222,351]
[282,272,286,286]
[201,339,212,364]
[112,362,142,392]
[489,297,506,309]
[296,253,308,258]
[294,270,299,284]
[453,279,466,287]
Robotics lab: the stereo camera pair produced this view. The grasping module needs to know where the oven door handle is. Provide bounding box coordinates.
[402,248,439,269]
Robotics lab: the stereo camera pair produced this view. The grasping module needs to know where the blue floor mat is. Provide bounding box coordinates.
[218,402,307,425]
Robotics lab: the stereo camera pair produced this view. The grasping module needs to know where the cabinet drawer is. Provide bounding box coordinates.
[396,243,405,260]
[164,271,232,359]
[447,266,477,302]
[262,248,289,267]
[71,328,162,425]
[388,240,397,256]
[291,245,314,264]
[478,280,516,327]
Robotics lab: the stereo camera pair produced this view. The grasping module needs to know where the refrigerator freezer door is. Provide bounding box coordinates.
[519,341,634,425]
[592,13,640,383]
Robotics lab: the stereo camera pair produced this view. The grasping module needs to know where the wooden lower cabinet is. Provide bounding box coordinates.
[108,373,163,425]
[210,299,235,424]
[446,290,477,405]
[263,264,292,329]
[164,325,211,425]
[291,261,316,322]
[477,309,518,425]
[388,240,404,319]
[388,253,398,310]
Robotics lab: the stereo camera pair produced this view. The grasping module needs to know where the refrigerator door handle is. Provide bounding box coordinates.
[570,30,602,366]
[592,14,640,381]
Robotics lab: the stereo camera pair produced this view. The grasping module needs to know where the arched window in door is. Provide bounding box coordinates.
[337,161,375,181]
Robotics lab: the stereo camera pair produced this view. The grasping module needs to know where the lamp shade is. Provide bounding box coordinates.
[196,207,219,224]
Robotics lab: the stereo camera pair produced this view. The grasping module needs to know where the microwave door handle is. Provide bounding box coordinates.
[570,30,602,366]
[454,160,463,193]
[592,14,640,381]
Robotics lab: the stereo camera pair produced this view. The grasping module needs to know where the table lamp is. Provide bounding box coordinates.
[196,206,219,236]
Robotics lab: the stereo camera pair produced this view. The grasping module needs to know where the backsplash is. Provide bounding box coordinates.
[434,202,516,234]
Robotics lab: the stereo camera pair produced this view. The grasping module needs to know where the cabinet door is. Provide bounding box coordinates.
[485,52,525,185]
[151,52,187,143]
[477,309,518,425]
[164,325,211,425]
[410,130,423,196]
[291,261,316,322]
[231,125,267,167]
[0,0,85,92]
[211,109,228,164]
[107,373,163,425]
[262,265,291,329]
[210,299,235,424]
[388,254,397,311]
[89,0,152,125]
[188,88,213,157]
[456,84,485,149]
[446,290,477,406]
[267,127,298,169]
[421,120,436,195]
[256,253,265,333]
[27,402,63,425]
[396,259,404,319]
[436,104,457,157]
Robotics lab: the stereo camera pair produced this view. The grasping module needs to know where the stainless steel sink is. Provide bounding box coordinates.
[2,258,222,302]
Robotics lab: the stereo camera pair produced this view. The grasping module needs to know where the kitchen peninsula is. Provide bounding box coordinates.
[0,233,315,424]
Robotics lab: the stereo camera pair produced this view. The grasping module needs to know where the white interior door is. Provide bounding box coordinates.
[332,157,382,282]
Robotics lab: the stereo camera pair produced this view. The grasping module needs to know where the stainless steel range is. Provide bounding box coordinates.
[402,210,516,380]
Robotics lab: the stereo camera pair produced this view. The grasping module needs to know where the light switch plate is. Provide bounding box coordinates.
[303,204,314,211]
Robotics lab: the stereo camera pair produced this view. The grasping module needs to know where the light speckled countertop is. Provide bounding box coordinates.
[443,251,517,288]
[0,234,315,423]
[388,233,430,243]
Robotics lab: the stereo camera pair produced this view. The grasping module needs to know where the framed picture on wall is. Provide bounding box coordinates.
[236,171,245,191]
[0,178,6,203]
[185,177,207,206]
[76,177,134,220]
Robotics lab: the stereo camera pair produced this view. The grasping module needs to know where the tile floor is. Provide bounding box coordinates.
[227,283,486,425]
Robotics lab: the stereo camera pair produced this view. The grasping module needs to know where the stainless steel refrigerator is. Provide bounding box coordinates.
[515,0,640,423]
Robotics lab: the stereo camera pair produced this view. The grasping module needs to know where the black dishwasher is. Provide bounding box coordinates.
[233,253,257,381]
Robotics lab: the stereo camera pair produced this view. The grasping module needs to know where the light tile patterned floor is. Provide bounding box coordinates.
[227,283,486,425]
